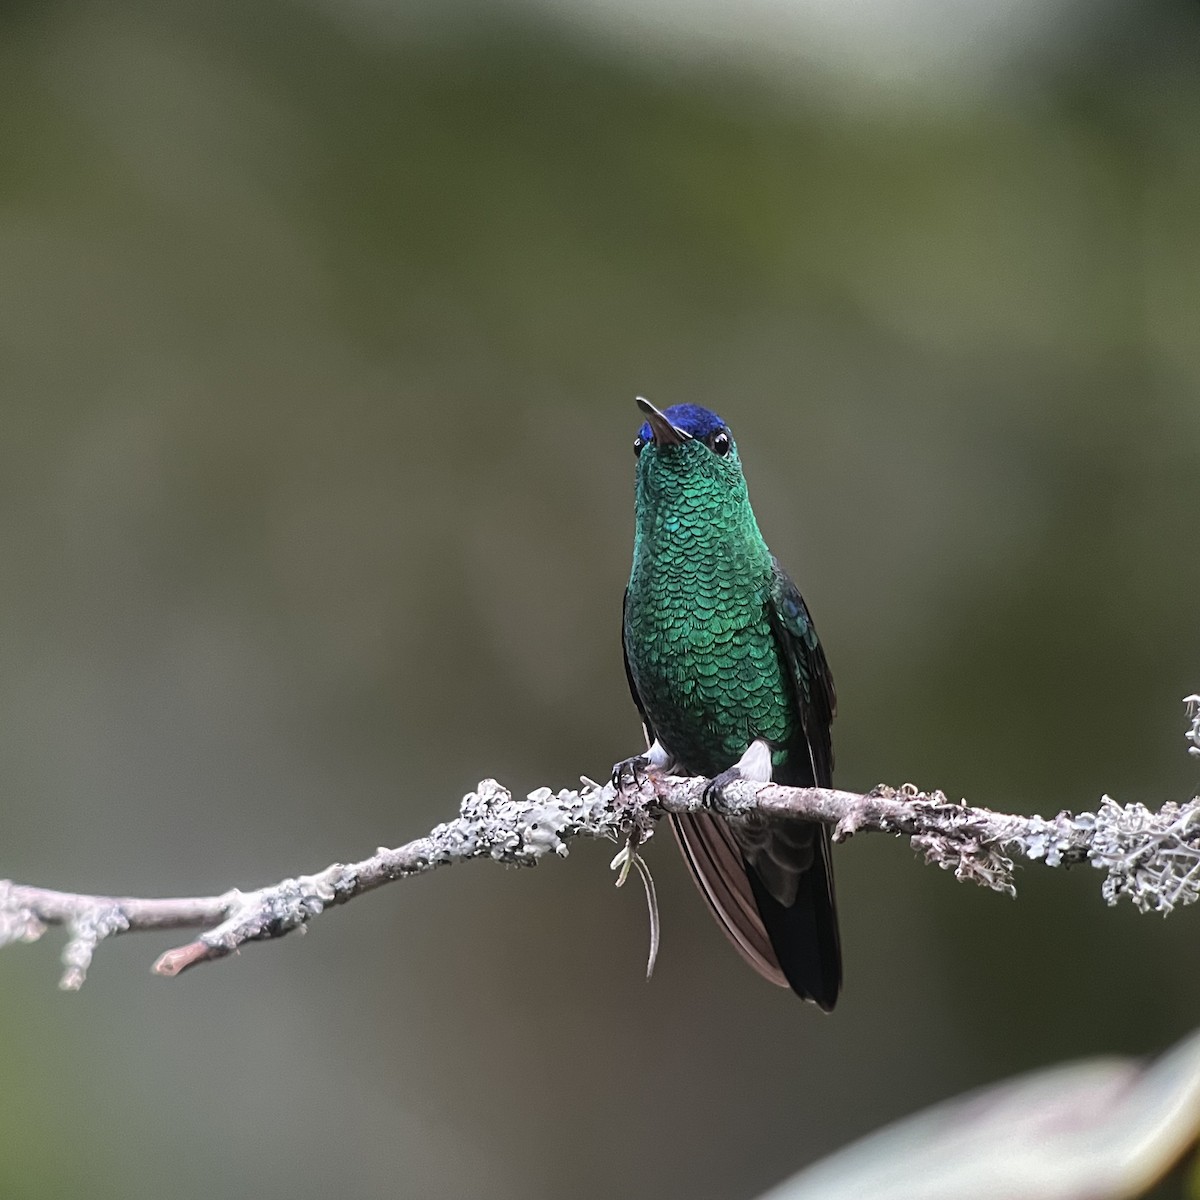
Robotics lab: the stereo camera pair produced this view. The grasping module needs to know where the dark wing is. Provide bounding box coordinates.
[732,556,841,1009]
[621,588,789,988]
[621,588,655,750]
[767,556,837,789]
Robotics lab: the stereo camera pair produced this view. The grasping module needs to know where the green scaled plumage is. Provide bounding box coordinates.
[618,399,841,1009]
[625,439,796,776]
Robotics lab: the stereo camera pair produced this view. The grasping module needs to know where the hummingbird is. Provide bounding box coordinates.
[614,397,841,1009]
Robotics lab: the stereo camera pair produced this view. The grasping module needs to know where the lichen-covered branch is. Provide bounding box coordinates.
[2,698,1198,990]
[0,779,632,990]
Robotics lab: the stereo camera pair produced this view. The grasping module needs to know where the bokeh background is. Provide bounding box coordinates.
[2,1,1199,1197]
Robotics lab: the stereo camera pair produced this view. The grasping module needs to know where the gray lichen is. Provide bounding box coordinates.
[1089,797,1200,914]
[0,882,47,948]
[440,776,633,867]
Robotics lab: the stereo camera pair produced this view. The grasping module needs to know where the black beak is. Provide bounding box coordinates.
[636,397,692,446]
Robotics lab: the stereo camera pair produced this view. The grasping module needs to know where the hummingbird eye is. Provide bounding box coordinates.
[710,431,731,456]
[633,435,646,457]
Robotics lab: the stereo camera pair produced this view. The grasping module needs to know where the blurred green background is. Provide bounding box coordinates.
[2,1,1199,1197]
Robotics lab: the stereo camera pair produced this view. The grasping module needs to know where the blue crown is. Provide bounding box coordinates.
[639,404,729,443]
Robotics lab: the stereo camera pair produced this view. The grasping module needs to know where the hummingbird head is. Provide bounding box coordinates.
[630,397,757,548]
[629,397,765,575]
[633,396,744,489]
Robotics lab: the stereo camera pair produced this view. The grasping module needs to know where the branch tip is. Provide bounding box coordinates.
[153,941,213,977]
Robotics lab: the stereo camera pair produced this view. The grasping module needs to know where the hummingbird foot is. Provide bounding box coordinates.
[611,738,676,792]
[703,738,775,807]
[611,754,649,791]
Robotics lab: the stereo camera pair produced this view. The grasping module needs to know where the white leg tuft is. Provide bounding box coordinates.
[733,738,774,784]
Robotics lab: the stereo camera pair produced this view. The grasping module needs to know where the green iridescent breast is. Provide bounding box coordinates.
[625,445,796,776]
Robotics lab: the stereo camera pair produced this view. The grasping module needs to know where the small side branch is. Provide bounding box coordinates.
[2,700,1198,989]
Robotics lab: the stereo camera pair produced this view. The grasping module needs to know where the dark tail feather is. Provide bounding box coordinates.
[670,812,789,989]
[744,824,842,1011]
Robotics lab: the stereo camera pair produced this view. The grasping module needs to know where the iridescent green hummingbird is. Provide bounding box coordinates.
[614,398,841,1009]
